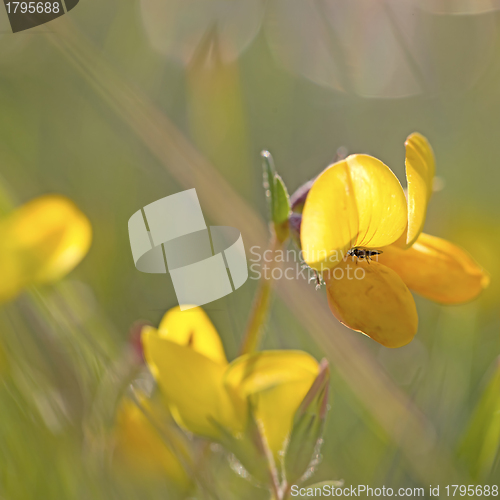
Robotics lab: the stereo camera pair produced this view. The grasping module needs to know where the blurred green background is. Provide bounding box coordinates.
[0,0,499,498]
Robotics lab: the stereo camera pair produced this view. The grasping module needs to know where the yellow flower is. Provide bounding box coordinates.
[301,133,489,348]
[142,306,319,460]
[0,195,92,303]
[113,395,191,490]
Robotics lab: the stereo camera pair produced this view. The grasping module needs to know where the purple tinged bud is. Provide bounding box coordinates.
[290,179,314,212]
[128,320,151,364]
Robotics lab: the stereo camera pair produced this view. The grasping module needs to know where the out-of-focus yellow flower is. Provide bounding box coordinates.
[301,133,489,348]
[0,194,92,303]
[142,307,319,459]
[113,395,190,490]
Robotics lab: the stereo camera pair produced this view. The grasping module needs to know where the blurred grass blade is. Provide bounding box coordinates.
[187,27,252,195]
[458,357,500,480]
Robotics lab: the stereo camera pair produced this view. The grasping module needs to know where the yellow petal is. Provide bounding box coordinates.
[379,233,489,304]
[324,259,418,348]
[224,351,319,394]
[142,326,245,438]
[301,155,407,270]
[225,351,319,457]
[157,306,227,364]
[0,195,92,302]
[113,396,190,489]
[403,133,436,247]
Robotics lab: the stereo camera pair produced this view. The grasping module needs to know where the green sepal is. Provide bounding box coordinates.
[209,398,276,487]
[262,151,291,243]
[284,359,330,484]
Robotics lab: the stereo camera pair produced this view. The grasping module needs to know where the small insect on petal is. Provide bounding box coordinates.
[346,247,383,263]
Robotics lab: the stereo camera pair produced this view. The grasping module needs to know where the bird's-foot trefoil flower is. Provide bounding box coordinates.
[300,133,489,348]
[0,194,92,304]
[141,306,329,487]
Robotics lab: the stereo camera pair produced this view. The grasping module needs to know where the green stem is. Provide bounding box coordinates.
[239,234,280,355]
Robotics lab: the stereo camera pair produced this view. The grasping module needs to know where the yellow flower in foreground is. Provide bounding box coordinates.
[0,195,92,303]
[301,133,489,348]
[142,306,319,459]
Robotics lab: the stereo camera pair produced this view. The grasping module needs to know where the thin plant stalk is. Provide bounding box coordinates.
[239,234,281,355]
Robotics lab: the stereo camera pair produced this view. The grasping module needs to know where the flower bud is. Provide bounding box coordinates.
[288,213,302,248]
[290,179,314,213]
